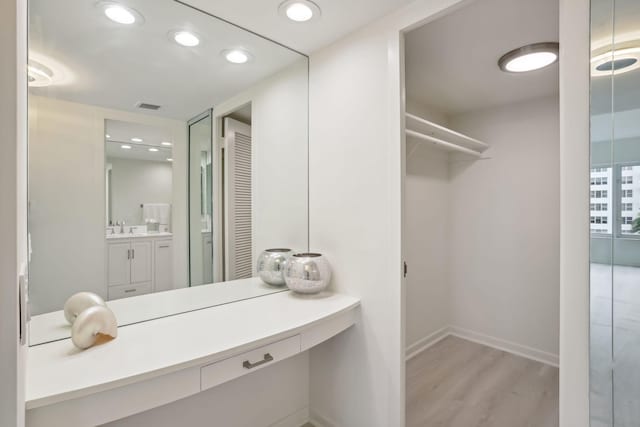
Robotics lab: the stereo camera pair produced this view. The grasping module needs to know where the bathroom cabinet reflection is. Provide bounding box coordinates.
[26,0,309,345]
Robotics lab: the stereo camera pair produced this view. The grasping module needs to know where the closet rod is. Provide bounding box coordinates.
[405,129,483,157]
[406,113,489,149]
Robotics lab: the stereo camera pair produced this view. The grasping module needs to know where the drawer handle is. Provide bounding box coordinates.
[242,353,274,370]
[159,245,170,248]
[124,288,137,293]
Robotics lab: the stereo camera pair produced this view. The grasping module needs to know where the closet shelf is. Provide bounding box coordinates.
[405,113,489,157]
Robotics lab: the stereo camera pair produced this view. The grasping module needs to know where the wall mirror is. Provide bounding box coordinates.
[590,0,640,424]
[27,0,309,345]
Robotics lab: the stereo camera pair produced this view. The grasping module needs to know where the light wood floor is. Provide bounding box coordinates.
[406,336,559,427]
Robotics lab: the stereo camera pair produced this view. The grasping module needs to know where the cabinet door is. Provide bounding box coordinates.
[130,240,153,284]
[107,242,131,286]
[154,239,173,292]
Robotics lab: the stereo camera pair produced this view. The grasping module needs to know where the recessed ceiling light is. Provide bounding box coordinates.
[131,137,143,142]
[106,134,111,138]
[498,42,559,73]
[103,4,137,25]
[223,49,251,64]
[148,148,159,152]
[161,141,172,146]
[167,158,173,162]
[121,144,132,149]
[591,47,640,77]
[173,31,200,47]
[278,0,321,22]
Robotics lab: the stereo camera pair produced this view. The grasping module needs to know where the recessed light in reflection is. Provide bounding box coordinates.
[148,148,159,152]
[104,4,137,25]
[167,158,173,162]
[121,145,132,149]
[223,49,251,64]
[161,141,172,146]
[131,137,143,142]
[591,47,640,77]
[173,31,200,47]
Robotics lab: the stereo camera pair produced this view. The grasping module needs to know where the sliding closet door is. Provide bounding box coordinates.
[590,0,640,425]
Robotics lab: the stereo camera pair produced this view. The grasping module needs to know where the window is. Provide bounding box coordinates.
[623,189,633,198]
[623,203,633,211]
[603,190,608,198]
[623,176,633,184]
[623,166,633,171]
[602,177,608,185]
[591,177,596,185]
[623,216,634,225]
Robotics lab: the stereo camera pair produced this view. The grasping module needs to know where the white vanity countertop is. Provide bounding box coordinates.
[106,232,173,240]
[26,290,360,409]
[30,277,287,345]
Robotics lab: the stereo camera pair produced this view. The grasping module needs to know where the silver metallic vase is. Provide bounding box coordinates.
[257,248,293,286]
[283,253,332,294]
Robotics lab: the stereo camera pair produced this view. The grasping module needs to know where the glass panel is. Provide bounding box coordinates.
[188,112,213,286]
[612,0,640,424]
[590,0,615,424]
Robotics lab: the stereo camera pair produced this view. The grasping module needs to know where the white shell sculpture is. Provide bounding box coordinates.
[71,306,118,349]
[64,292,107,325]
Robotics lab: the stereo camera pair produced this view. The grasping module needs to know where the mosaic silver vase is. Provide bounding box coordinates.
[283,253,332,294]
[257,248,293,286]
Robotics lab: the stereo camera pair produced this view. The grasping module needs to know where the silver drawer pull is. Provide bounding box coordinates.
[242,353,274,369]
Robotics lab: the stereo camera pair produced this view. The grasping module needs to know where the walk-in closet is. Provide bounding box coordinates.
[402,0,560,424]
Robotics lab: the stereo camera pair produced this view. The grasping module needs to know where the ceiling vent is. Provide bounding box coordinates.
[136,102,161,111]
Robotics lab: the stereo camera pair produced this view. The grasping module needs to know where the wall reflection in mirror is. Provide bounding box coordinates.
[590,0,640,425]
[27,0,308,345]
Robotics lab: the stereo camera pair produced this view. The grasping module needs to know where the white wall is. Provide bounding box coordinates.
[0,1,26,426]
[28,96,188,315]
[307,1,469,425]
[405,143,451,351]
[447,96,560,360]
[109,158,173,226]
[104,352,309,427]
[559,0,591,423]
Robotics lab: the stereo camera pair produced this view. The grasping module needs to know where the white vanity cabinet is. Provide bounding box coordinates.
[106,234,173,299]
[154,239,173,293]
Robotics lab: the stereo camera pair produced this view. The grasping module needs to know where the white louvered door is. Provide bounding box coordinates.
[224,118,253,280]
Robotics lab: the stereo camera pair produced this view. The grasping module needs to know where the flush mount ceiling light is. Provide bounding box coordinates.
[121,144,132,149]
[498,42,559,73]
[27,62,54,87]
[131,137,143,142]
[591,47,640,77]
[161,141,172,146]
[278,0,321,22]
[172,31,200,47]
[222,49,252,64]
[101,2,142,25]
[148,148,159,152]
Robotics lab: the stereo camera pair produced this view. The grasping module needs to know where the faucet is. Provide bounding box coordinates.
[119,220,125,234]
[130,226,136,234]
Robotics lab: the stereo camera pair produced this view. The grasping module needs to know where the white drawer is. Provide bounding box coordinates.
[108,282,152,300]
[200,335,301,391]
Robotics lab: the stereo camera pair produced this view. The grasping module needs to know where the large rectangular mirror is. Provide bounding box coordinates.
[27,0,308,345]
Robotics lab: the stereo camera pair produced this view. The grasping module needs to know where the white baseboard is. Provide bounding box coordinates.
[405,326,559,368]
[269,406,310,427]
[308,408,338,427]
[405,326,450,361]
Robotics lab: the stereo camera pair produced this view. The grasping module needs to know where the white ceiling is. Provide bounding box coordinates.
[29,0,304,121]
[405,0,559,116]
[179,0,414,54]
[105,120,173,162]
